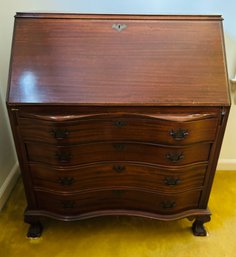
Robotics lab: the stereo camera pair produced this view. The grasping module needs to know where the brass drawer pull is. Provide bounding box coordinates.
[166,152,184,163]
[50,128,69,140]
[61,200,76,209]
[164,177,181,186]
[58,176,75,186]
[113,165,126,173]
[113,143,125,151]
[113,120,127,127]
[56,152,71,163]
[161,201,176,209]
[169,129,189,141]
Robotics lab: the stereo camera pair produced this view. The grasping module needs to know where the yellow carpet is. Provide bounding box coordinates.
[1,171,236,257]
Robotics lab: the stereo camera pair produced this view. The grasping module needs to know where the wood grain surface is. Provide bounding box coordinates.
[7,14,230,105]
[6,14,231,236]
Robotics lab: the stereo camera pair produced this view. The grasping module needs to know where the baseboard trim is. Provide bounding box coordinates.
[0,162,20,211]
[217,159,236,171]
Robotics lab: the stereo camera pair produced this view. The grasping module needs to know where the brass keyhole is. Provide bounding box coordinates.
[112,23,127,32]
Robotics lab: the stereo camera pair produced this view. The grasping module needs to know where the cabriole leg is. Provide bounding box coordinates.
[24,215,43,238]
[192,215,211,236]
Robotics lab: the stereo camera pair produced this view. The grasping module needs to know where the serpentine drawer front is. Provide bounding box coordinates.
[7,13,230,238]
[35,189,202,216]
[18,113,218,145]
[29,163,207,193]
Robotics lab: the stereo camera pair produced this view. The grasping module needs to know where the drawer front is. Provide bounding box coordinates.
[30,163,207,193]
[35,189,201,215]
[25,142,211,166]
[18,113,218,145]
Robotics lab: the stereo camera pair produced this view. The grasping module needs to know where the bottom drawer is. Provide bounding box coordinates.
[35,189,201,216]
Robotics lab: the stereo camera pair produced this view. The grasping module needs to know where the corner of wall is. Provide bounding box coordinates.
[0,162,20,211]
[217,159,236,171]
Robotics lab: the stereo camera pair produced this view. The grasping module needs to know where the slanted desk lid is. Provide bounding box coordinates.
[7,13,230,106]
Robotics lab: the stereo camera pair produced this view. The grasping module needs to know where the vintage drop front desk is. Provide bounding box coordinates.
[7,13,230,237]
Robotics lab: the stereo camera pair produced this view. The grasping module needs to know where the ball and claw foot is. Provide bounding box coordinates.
[192,220,207,236]
[192,215,210,236]
[27,222,43,238]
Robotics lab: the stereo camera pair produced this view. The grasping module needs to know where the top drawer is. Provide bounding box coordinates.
[18,113,218,145]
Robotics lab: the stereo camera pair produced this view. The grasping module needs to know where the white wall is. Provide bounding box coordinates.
[218,33,236,170]
[0,0,236,208]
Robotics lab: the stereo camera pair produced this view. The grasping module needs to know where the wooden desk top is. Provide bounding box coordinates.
[7,13,230,106]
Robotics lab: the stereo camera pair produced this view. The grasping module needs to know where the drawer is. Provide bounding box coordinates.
[30,163,207,193]
[18,113,218,145]
[35,189,202,216]
[25,142,211,166]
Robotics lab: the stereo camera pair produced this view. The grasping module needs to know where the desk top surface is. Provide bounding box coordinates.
[7,13,230,106]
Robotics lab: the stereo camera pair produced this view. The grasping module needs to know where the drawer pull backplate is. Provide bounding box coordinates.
[161,201,176,209]
[112,190,125,197]
[166,152,184,163]
[169,129,189,141]
[164,177,181,186]
[58,177,75,186]
[113,120,127,127]
[50,128,69,140]
[113,165,126,173]
[113,143,125,151]
[56,152,71,163]
[61,200,76,209]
